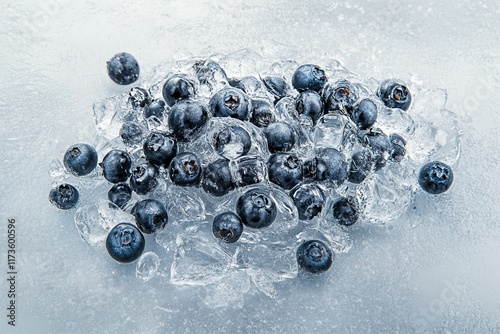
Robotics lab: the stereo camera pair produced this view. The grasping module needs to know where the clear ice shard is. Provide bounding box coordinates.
[136,252,161,282]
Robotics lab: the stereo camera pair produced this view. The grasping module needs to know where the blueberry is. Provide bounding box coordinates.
[128,87,151,109]
[49,184,79,210]
[228,76,262,95]
[322,81,358,114]
[262,76,290,102]
[377,80,412,111]
[267,153,303,190]
[291,183,325,220]
[143,131,177,167]
[131,199,168,234]
[168,100,208,142]
[352,99,377,130]
[210,87,250,120]
[348,149,373,184]
[120,121,145,146]
[195,59,228,87]
[107,52,140,85]
[362,129,391,171]
[296,240,333,274]
[106,223,145,263]
[389,133,406,162]
[101,149,132,183]
[306,148,348,183]
[233,156,266,187]
[129,162,159,195]
[296,91,324,125]
[264,122,296,153]
[169,152,202,186]
[292,64,327,93]
[214,125,251,159]
[236,189,277,229]
[418,161,453,194]
[250,99,276,127]
[144,99,166,119]
[332,196,359,226]
[162,74,195,107]
[63,143,98,176]
[212,212,244,243]
[108,183,132,210]
[202,159,235,197]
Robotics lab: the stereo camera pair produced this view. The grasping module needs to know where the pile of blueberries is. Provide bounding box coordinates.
[49,52,454,275]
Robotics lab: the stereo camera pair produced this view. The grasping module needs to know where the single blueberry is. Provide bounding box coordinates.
[377,80,412,111]
[307,148,348,183]
[63,143,98,176]
[332,196,359,226]
[233,156,266,187]
[106,223,145,263]
[108,183,132,210]
[361,129,391,171]
[143,131,177,167]
[322,81,358,114]
[348,149,374,184]
[212,211,244,243]
[49,184,79,210]
[296,240,333,274]
[131,199,168,234]
[296,91,324,125]
[228,76,262,95]
[101,149,132,183]
[128,87,151,109]
[129,162,159,195]
[267,153,303,190]
[236,189,277,229]
[214,125,252,159]
[168,100,208,142]
[210,87,250,120]
[264,122,296,153]
[107,52,140,85]
[162,74,195,107]
[169,152,202,186]
[144,99,166,119]
[418,161,453,194]
[292,64,327,93]
[120,121,145,146]
[262,76,290,102]
[250,99,276,127]
[291,183,325,220]
[352,99,378,130]
[389,133,406,162]
[202,159,235,197]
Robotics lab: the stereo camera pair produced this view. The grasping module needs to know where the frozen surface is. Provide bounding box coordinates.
[1,0,500,333]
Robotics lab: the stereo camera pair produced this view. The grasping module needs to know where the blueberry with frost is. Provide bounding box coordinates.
[267,153,303,190]
[332,196,359,226]
[389,133,406,162]
[129,162,159,195]
[352,99,377,130]
[291,183,325,220]
[202,159,235,197]
[106,223,145,263]
[347,149,373,184]
[292,64,327,93]
[107,52,140,85]
[128,87,151,109]
[63,143,98,176]
[233,156,266,187]
[377,80,412,111]
[296,91,324,124]
[210,87,250,120]
[250,99,276,127]
[168,100,208,142]
[120,121,145,146]
[143,131,177,167]
[49,184,79,210]
[361,129,391,171]
[236,189,277,229]
[264,122,296,153]
[305,148,348,183]
[101,149,132,183]
[228,76,261,95]
[132,199,168,234]
[169,152,202,186]
[214,125,252,159]
[296,240,333,274]
[212,212,243,243]
[108,183,132,210]
[144,99,166,119]
[418,161,453,194]
[322,80,358,114]
[162,74,195,107]
[262,76,290,102]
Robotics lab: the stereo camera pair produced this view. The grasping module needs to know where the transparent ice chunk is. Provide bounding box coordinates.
[92,94,131,140]
[164,186,206,223]
[136,251,160,282]
[314,114,357,153]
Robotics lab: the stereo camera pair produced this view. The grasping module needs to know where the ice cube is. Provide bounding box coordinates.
[164,186,206,223]
[92,94,131,140]
[135,251,161,282]
[314,113,357,153]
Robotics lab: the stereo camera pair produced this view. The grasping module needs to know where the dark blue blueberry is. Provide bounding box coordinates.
[131,199,168,234]
[108,183,132,210]
[169,152,202,186]
[352,99,377,130]
[120,121,145,146]
[107,52,140,85]
[267,153,303,190]
[418,161,453,194]
[162,75,195,107]
[291,183,325,220]
[129,162,159,195]
[296,240,333,274]
[49,184,79,210]
[144,99,166,119]
[168,100,208,142]
[212,211,243,243]
[128,87,151,109]
[296,91,324,125]
[106,223,145,263]
[214,125,251,159]
[322,81,358,114]
[143,131,177,167]
[63,143,98,176]
[210,87,250,120]
[292,64,327,93]
[332,196,359,226]
[195,59,228,87]
[236,189,277,229]
[264,122,296,153]
[202,159,235,197]
[377,80,412,111]
[250,99,276,128]
[101,149,132,183]
[348,149,373,184]
[228,76,261,94]
[362,129,391,171]
[233,156,266,187]
[262,76,290,102]
[389,133,406,162]
[308,148,348,183]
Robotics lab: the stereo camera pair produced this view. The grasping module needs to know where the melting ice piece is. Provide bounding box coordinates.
[164,186,206,223]
[93,94,131,140]
[314,114,357,152]
[317,218,353,254]
[136,252,161,282]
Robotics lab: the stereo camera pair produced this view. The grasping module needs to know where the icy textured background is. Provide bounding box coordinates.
[1,0,499,333]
